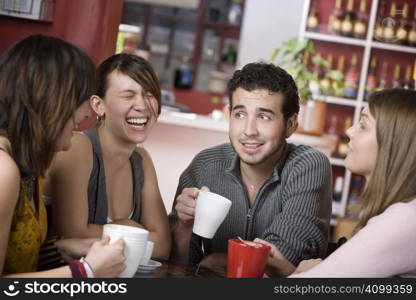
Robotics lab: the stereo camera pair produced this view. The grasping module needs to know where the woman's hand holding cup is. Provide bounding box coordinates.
[84,233,126,277]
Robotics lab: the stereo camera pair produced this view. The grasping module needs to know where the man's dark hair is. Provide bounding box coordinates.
[227,62,300,119]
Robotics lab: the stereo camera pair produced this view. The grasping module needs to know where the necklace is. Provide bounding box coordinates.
[240,168,264,192]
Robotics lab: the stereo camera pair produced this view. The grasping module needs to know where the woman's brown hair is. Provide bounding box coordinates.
[95,53,161,124]
[0,34,95,179]
[357,88,416,229]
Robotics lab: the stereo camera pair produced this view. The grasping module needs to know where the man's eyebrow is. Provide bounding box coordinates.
[231,104,245,111]
[258,107,275,115]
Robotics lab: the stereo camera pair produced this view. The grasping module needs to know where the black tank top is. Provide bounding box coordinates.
[84,128,144,224]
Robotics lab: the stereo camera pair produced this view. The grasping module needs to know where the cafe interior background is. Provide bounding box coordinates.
[1,0,415,243]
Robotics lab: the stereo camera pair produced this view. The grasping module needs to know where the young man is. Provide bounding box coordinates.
[170,63,332,275]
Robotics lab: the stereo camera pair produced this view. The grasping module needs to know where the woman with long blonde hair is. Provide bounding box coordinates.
[257,88,416,277]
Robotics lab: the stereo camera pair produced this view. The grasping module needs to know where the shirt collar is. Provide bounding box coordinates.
[225,142,292,182]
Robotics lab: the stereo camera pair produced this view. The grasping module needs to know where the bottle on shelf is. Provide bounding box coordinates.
[375,62,389,91]
[413,59,416,90]
[328,0,344,35]
[334,117,352,159]
[392,64,402,88]
[174,56,193,90]
[332,55,345,97]
[353,0,368,39]
[374,0,386,42]
[341,0,356,37]
[344,54,359,99]
[346,176,363,219]
[409,7,416,47]
[319,54,333,95]
[327,115,339,157]
[228,0,243,25]
[374,21,384,42]
[403,65,414,90]
[396,3,409,45]
[382,2,397,44]
[309,52,323,98]
[364,57,378,100]
[306,1,320,32]
[332,176,344,217]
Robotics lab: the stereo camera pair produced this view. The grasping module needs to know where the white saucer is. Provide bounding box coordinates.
[137,259,162,273]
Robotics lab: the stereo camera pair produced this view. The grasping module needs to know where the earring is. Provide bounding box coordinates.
[97,113,105,121]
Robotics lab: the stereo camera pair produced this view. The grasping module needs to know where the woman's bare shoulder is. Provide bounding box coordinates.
[0,149,20,204]
[0,151,19,178]
[135,146,154,168]
[50,131,93,175]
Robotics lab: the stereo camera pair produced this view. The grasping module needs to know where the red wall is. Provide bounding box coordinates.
[0,0,123,65]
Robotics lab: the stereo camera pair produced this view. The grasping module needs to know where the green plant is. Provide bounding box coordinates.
[270,38,344,100]
[271,38,314,100]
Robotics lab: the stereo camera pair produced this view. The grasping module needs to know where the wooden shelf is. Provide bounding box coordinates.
[203,21,241,39]
[329,157,346,167]
[304,31,367,47]
[324,96,359,107]
[204,20,241,29]
[152,13,197,24]
[134,1,244,90]
[371,41,416,54]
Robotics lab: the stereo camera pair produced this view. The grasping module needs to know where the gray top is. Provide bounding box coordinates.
[169,143,332,265]
[84,128,144,225]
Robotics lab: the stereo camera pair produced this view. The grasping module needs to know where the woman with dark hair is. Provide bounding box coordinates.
[46,53,171,261]
[257,88,416,277]
[0,34,125,277]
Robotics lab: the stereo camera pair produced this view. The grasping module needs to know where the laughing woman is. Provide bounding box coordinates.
[45,54,171,261]
[257,88,416,277]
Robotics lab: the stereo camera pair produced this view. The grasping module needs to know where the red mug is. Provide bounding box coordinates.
[227,238,271,278]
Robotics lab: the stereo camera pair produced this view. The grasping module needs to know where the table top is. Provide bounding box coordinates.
[134,260,226,278]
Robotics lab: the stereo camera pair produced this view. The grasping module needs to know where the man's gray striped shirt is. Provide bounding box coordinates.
[170,142,332,265]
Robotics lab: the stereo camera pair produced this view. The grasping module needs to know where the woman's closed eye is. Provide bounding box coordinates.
[120,92,135,100]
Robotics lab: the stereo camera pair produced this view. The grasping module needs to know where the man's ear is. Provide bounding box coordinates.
[285,113,298,138]
[90,95,105,117]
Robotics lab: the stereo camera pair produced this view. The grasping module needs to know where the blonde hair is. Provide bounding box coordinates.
[358,88,416,229]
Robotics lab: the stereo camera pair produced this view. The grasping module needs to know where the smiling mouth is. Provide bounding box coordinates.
[240,142,265,152]
[126,117,148,128]
[242,142,263,147]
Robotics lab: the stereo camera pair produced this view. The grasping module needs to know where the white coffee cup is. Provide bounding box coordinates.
[103,224,149,278]
[139,240,154,266]
[192,190,232,239]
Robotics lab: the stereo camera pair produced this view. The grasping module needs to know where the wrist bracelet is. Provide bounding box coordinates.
[69,261,84,278]
[80,257,95,278]
[75,260,87,278]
